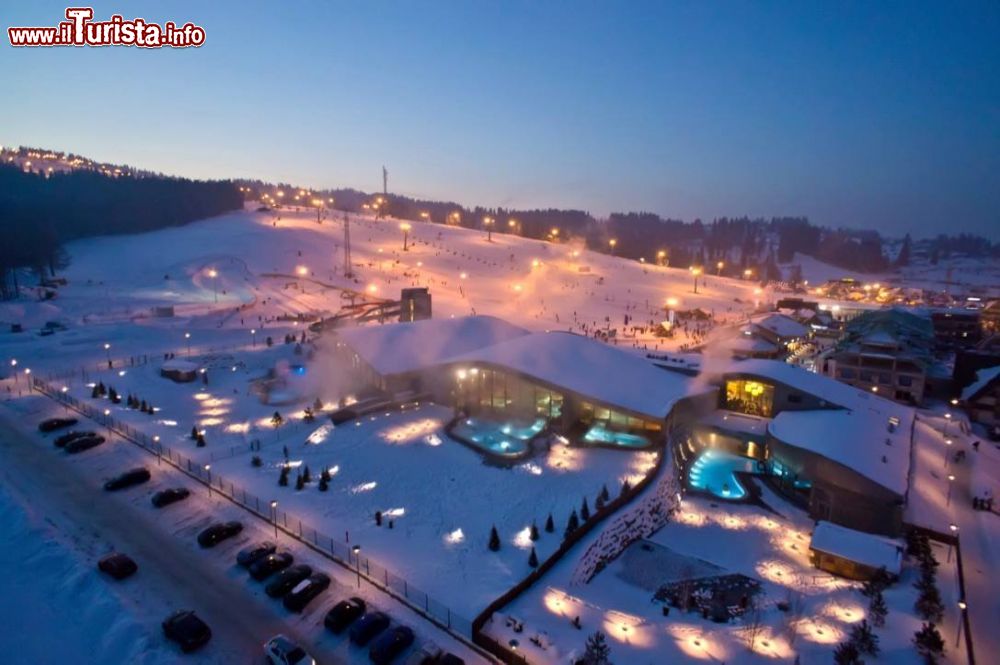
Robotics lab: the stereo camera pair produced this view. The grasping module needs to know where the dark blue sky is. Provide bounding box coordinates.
[2,1,998,238]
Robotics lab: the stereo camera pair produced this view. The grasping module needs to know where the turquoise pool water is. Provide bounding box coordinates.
[450,417,546,457]
[687,449,758,500]
[582,424,651,449]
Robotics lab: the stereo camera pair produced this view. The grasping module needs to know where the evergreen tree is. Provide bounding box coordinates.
[915,585,944,623]
[320,468,331,483]
[319,476,329,492]
[913,623,944,664]
[190,426,199,440]
[583,630,612,665]
[196,433,206,447]
[896,233,912,267]
[302,465,311,484]
[565,509,580,538]
[599,484,610,503]
[91,384,101,398]
[488,525,501,551]
[580,497,591,521]
[545,513,555,533]
[278,465,289,486]
[869,590,888,628]
[313,397,323,412]
[530,521,539,541]
[295,473,304,490]
[251,455,262,467]
[528,547,538,568]
[850,620,879,657]
[620,478,632,496]
[833,640,861,665]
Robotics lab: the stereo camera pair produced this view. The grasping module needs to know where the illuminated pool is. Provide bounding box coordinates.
[582,424,651,449]
[449,416,546,458]
[687,449,759,500]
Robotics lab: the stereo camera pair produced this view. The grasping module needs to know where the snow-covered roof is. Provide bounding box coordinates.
[754,314,808,340]
[729,334,780,354]
[337,315,530,377]
[161,359,199,372]
[810,521,903,574]
[769,408,911,495]
[962,365,1000,401]
[446,331,696,419]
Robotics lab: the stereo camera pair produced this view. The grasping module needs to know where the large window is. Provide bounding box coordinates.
[458,367,563,420]
[724,379,774,417]
[580,401,662,433]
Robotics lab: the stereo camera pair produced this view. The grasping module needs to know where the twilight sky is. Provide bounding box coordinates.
[2,0,998,238]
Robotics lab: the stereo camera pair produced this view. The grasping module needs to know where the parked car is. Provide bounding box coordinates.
[402,643,443,665]
[65,434,106,454]
[264,564,312,598]
[39,417,78,432]
[369,625,414,664]
[282,572,330,612]
[437,654,465,665]
[162,610,212,653]
[103,467,151,491]
[54,430,93,447]
[349,611,390,646]
[151,487,191,508]
[196,521,243,548]
[97,552,138,580]
[249,551,294,581]
[324,596,366,633]
[264,634,315,665]
[237,541,277,568]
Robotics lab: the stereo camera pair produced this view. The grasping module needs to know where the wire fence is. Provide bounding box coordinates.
[32,376,476,641]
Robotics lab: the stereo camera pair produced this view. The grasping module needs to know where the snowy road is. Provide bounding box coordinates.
[0,398,487,664]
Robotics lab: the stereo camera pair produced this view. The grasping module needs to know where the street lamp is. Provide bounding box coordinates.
[956,600,967,647]
[103,408,111,438]
[205,464,212,497]
[743,268,753,280]
[483,217,494,242]
[207,268,218,303]
[716,261,725,276]
[103,342,111,364]
[352,544,362,588]
[419,211,430,221]
[251,328,257,348]
[399,222,411,251]
[657,250,667,266]
[270,500,278,538]
[690,266,703,294]
[184,332,191,356]
[947,474,955,506]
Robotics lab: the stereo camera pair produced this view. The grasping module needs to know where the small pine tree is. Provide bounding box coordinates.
[530,521,539,541]
[196,433,206,447]
[302,465,311,483]
[583,630,612,665]
[913,623,945,664]
[565,509,580,538]
[295,473,305,491]
[278,465,289,486]
[545,513,555,533]
[488,525,501,551]
[528,547,538,568]
[91,384,101,398]
[271,411,283,427]
[850,620,879,657]
[190,426,199,440]
[320,468,331,483]
[140,399,148,412]
[97,381,106,396]
[580,497,591,521]
[620,478,632,496]
[251,455,262,467]
[915,585,944,623]
[869,590,888,628]
[599,484,610,502]
[833,640,861,665]
[319,476,329,491]
[313,397,323,412]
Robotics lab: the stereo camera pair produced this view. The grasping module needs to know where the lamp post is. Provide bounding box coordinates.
[270,500,278,538]
[716,261,725,276]
[691,266,703,294]
[947,474,955,506]
[956,600,967,648]
[103,408,111,438]
[251,328,257,348]
[103,343,111,364]
[944,438,953,468]
[184,332,191,356]
[205,464,212,497]
[352,544,362,588]
[944,412,952,436]
[483,217,494,242]
[657,250,667,267]
[207,268,218,303]
[608,238,617,256]
[947,523,958,562]
[399,222,411,251]
[10,359,17,388]
[743,268,753,281]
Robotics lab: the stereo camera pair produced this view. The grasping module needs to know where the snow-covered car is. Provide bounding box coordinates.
[38,417,78,432]
[65,434,106,454]
[151,487,190,508]
[97,552,138,580]
[265,564,312,597]
[282,572,330,612]
[162,610,212,653]
[237,540,277,568]
[249,551,294,581]
[103,467,151,491]
[196,520,243,547]
[53,430,93,447]
[369,625,414,664]
[349,611,390,646]
[264,634,314,664]
[324,596,366,633]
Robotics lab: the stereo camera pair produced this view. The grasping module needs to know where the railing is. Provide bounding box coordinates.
[32,376,483,652]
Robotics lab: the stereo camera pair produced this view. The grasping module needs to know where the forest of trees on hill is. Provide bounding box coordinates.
[0,163,241,299]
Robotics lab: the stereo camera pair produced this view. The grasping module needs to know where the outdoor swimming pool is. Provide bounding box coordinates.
[582,423,651,449]
[687,449,759,500]
[449,416,546,458]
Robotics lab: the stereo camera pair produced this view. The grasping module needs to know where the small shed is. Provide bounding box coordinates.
[809,521,903,581]
[160,359,199,383]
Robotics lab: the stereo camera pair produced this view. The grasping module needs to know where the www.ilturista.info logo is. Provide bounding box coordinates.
[8,7,205,48]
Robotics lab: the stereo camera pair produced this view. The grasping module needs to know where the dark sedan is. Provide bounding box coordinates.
[162,610,212,653]
[248,551,294,581]
[151,487,191,508]
[65,435,106,454]
[39,417,78,432]
[324,597,366,633]
[54,430,93,447]
[264,564,312,598]
[237,541,277,568]
[282,572,330,612]
[103,467,151,491]
[197,521,243,548]
[349,611,390,646]
[97,552,138,580]
[369,625,414,664]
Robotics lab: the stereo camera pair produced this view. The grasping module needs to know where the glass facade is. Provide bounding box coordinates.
[579,401,662,433]
[724,379,775,417]
[457,367,563,419]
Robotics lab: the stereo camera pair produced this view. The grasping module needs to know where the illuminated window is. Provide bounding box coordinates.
[724,379,774,417]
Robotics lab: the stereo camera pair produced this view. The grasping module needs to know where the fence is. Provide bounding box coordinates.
[31,376,482,649]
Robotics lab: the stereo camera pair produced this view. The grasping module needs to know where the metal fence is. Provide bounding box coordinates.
[32,376,476,642]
